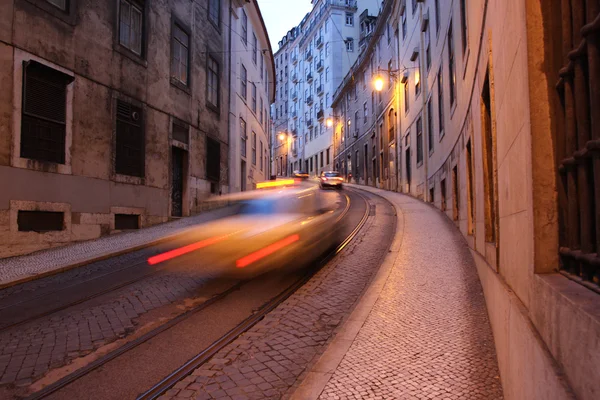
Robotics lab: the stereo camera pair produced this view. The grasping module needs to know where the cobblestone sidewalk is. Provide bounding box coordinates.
[312,185,503,400]
[0,205,234,287]
[160,193,396,400]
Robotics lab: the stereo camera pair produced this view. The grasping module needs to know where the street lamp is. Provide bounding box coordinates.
[278,133,286,141]
[374,76,385,92]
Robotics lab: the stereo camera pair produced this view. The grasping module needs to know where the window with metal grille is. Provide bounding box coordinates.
[416,117,423,165]
[207,56,219,108]
[119,0,144,56]
[208,0,220,27]
[18,210,64,232]
[171,22,189,85]
[20,61,73,164]
[240,117,247,157]
[115,100,144,177]
[172,120,188,144]
[115,214,139,230]
[206,137,220,181]
[555,1,600,290]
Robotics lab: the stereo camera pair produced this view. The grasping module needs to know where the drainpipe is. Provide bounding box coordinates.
[419,2,429,202]
[227,0,234,192]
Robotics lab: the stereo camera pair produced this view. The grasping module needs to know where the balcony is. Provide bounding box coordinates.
[306,119,313,128]
[292,73,298,83]
[316,59,324,72]
[317,85,324,96]
[316,36,323,48]
[341,0,358,9]
[291,110,298,119]
[306,73,314,83]
[291,128,298,136]
[306,95,314,105]
[305,50,313,61]
[317,109,324,120]
[292,54,298,64]
[292,91,298,101]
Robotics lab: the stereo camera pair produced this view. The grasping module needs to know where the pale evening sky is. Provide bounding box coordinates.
[257,0,314,52]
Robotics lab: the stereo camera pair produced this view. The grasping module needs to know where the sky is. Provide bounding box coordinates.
[257,0,314,52]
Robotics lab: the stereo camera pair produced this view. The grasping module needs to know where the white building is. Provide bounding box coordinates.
[229,0,275,191]
[272,0,380,177]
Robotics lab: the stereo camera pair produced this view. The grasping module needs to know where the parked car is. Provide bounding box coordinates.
[319,171,344,189]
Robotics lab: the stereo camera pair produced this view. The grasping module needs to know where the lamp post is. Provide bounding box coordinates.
[278,131,290,177]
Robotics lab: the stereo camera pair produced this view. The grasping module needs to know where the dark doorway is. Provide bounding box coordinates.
[405,147,411,189]
[241,160,247,191]
[171,147,185,217]
[364,144,368,185]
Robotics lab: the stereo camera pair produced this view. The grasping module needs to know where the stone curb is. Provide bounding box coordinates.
[290,184,405,400]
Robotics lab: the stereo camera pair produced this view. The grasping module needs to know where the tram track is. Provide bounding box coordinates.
[18,188,369,400]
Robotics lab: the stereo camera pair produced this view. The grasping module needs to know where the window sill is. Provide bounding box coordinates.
[170,78,191,95]
[206,102,221,116]
[24,0,77,26]
[114,45,148,68]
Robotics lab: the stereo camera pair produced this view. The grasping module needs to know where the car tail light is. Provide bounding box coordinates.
[322,177,328,181]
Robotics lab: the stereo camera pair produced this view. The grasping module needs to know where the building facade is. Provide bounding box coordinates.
[0,0,273,258]
[332,0,600,399]
[271,0,380,178]
[228,0,275,191]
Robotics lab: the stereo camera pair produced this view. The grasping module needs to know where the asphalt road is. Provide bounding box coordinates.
[0,188,371,400]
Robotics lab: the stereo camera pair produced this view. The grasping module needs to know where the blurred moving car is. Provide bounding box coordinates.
[319,171,344,190]
[148,180,345,279]
[292,170,310,180]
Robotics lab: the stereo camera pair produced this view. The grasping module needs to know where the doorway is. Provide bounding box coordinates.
[241,160,247,191]
[405,147,411,190]
[171,147,185,217]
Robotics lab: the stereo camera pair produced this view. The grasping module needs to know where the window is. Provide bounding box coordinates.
[18,210,64,232]
[387,23,391,44]
[416,117,423,165]
[404,82,409,113]
[260,54,264,81]
[426,42,431,71]
[260,141,264,171]
[437,67,444,136]
[415,57,421,97]
[252,131,257,165]
[440,178,447,211]
[363,102,368,124]
[206,137,220,181]
[208,0,220,27]
[260,98,264,124]
[427,99,433,152]
[452,165,459,220]
[460,0,468,54]
[466,139,474,234]
[240,118,247,157]
[115,100,144,177]
[345,12,353,26]
[115,214,139,230]
[241,10,248,46]
[326,148,330,164]
[346,38,354,52]
[171,22,189,86]
[207,56,219,108]
[252,34,257,64]
[481,70,497,242]
[325,43,330,57]
[388,109,395,142]
[119,0,144,56]
[354,111,359,129]
[326,67,330,82]
[47,0,67,10]
[241,64,247,100]
[251,83,257,113]
[435,0,440,33]
[412,0,418,14]
[172,120,189,144]
[448,21,456,107]
[402,13,407,40]
[20,61,73,164]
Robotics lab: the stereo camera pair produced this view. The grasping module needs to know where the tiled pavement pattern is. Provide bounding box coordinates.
[0,204,233,287]
[318,186,503,399]
[161,194,396,400]
[0,261,217,385]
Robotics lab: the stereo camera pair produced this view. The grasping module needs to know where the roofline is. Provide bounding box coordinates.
[251,0,276,104]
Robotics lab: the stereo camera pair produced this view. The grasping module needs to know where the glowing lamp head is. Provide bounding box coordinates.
[374,76,385,92]
[326,118,334,128]
[278,133,286,141]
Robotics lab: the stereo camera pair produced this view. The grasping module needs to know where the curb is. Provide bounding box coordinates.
[290,185,405,400]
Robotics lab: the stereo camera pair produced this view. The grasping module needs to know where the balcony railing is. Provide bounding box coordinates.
[316,36,323,48]
[305,50,313,61]
[291,110,298,119]
[306,73,314,82]
[306,119,313,127]
[317,85,324,96]
[292,91,298,100]
[292,54,298,64]
[317,110,324,120]
[292,73,298,83]
[306,95,314,105]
